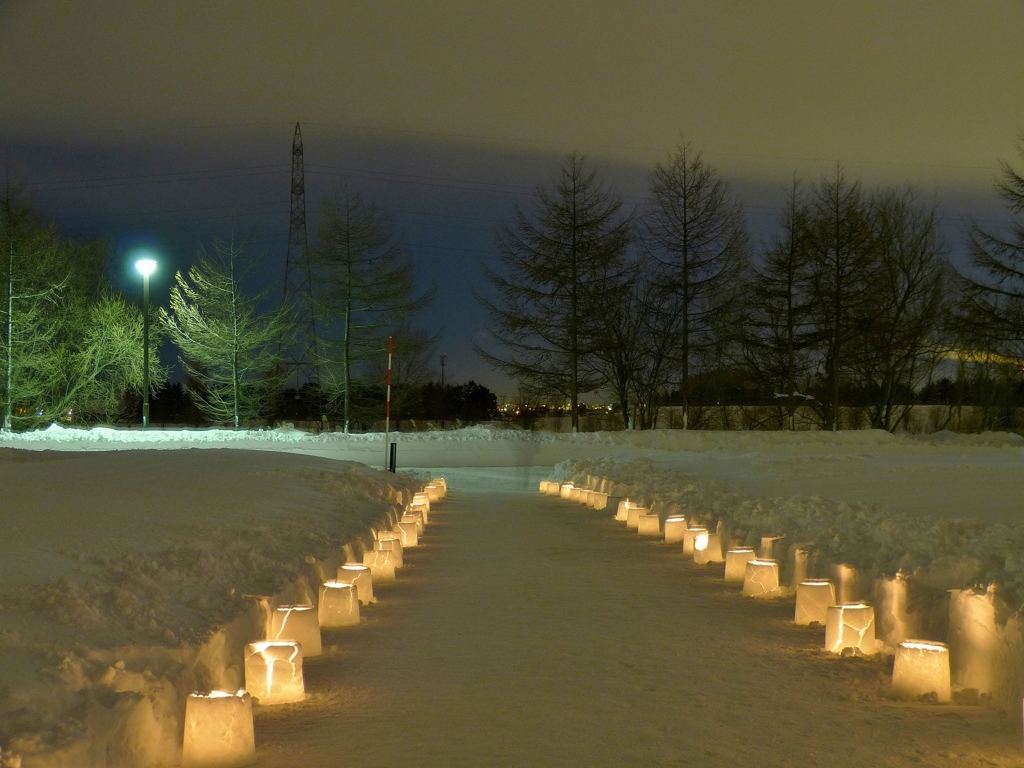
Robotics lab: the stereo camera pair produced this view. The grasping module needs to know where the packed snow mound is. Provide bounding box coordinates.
[0,449,423,768]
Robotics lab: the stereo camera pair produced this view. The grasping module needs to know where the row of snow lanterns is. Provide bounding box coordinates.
[541,479,952,704]
[182,480,446,768]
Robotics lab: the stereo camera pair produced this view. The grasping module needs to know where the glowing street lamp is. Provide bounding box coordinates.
[135,256,157,428]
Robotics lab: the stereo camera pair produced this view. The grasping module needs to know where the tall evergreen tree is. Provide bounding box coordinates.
[312,194,431,433]
[480,153,632,432]
[162,240,290,427]
[644,140,748,430]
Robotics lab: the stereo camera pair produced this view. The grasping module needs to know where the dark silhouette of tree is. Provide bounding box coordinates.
[479,153,631,432]
[644,140,748,429]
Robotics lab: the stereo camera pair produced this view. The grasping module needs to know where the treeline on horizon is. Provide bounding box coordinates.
[4,133,1024,434]
[481,136,1024,433]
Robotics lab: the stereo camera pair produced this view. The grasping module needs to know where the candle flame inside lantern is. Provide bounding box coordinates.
[694,532,709,551]
[693,532,724,564]
[682,527,707,556]
[892,640,951,702]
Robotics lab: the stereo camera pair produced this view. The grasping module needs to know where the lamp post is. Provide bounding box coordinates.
[135,257,157,427]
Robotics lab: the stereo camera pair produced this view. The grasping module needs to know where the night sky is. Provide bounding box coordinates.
[2,1,1023,396]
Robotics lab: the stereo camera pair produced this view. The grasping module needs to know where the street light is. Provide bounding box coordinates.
[135,257,157,427]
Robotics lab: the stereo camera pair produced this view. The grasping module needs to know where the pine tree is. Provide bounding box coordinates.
[480,153,632,432]
[644,140,748,430]
[162,240,290,427]
[312,194,431,433]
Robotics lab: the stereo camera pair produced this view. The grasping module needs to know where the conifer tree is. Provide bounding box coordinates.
[162,240,290,427]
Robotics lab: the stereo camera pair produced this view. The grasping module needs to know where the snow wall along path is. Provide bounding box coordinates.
[0,450,425,768]
[557,458,1024,716]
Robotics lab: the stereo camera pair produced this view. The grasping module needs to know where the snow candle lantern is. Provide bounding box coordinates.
[271,605,322,657]
[824,604,876,655]
[637,513,661,536]
[590,492,608,510]
[948,587,999,694]
[318,581,360,628]
[397,520,419,547]
[409,500,429,524]
[743,559,781,598]
[693,532,724,564]
[412,494,431,517]
[682,526,707,556]
[560,483,574,500]
[337,564,375,604]
[794,580,835,625]
[363,549,397,582]
[425,483,441,502]
[725,549,756,582]
[664,516,688,543]
[626,505,650,530]
[546,481,561,496]
[402,511,425,535]
[892,641,951,702]
[539,480,552,494]
[181,690,256,768]
[375,536,404,568]
[583,489,595,506]
[615,499,632,522]
[244,642,305,705]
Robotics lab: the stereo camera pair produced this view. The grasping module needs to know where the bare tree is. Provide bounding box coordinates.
[313,194,431,432]
[805,165,875,430]
[479,153,632,432]
[957,137,1024,364]
[742,177,815,430]
[852,188,948,431]
[644,140,748,429]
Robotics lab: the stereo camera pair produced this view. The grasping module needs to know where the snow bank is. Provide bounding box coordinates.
[557,457,1024,714]
[0,449,423,767]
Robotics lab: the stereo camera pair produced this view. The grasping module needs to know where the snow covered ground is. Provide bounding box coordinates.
[3,425,1024,765]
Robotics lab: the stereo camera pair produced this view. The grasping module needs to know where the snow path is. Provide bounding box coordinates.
[249,486,1021,768]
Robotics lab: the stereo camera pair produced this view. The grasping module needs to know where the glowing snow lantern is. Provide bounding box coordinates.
[947,587,999,694]
[433,477,447,496]
[743,559,781,598]
[408,501,429,525]
[363,549,397,582]
[615,499,632,522]
[560,483,574,500]
[831,563,860,604]
[271,605,321,657]
[825,604,876,655]
[682,526,707,556]
[590,492,608,510]
[539,480,552,494]
[402,511,425,535]
[759,535,784,559]
[693,532,724,564]
[794,580,835,625]
[181,690,256,768]
[425,484,441,502]
[375,536,404,568]
[397,520,419,547]
[663,516,688,543]
[546,482,561,496]
[412,493,431,513]
[318,581,360,628]
[892,641,951,702]
[244,642,305,705]
[626,505,650,530]
[637,513,661,536]
[337,564,375,604]
[725,548,756,582]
